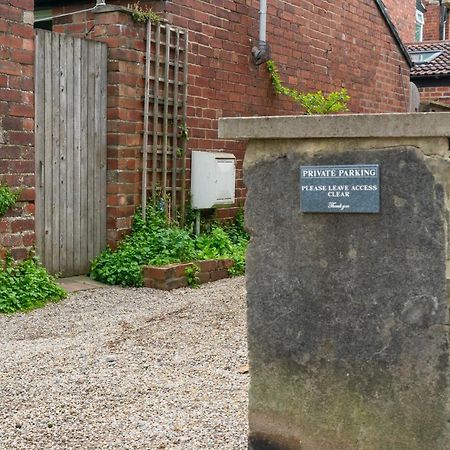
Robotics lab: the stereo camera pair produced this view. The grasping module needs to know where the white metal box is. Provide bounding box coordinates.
[191,151,236,209]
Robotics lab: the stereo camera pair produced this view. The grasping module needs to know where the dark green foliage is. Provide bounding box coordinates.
[90,207,249,287]
[0,184,20,217]
[0,254,67,313]
[185,263,200,288]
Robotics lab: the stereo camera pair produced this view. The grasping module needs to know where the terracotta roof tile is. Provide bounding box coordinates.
[407,41,450,77]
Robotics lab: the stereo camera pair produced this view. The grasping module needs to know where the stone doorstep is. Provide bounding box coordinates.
[142,258,234,290]
[58,276,108,293]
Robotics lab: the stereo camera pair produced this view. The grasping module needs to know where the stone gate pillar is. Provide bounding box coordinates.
[220,113,450,450]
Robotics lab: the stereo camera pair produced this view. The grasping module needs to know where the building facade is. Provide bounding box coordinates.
[2,0,413,272]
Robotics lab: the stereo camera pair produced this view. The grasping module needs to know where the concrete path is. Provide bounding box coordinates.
[58,276,108,293]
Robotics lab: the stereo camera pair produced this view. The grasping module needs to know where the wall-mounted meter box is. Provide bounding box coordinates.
[191,151,236,209]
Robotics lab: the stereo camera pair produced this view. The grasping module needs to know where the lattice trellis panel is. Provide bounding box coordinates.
[142,21,188,223]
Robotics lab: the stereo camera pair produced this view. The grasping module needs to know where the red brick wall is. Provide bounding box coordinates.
[0,0,35,260]
[383,0,416,43]
[163,0,411,216]
[424,1,441,41]
[423,1,450,41]
[418,85,450,105]
[50,0,411,237]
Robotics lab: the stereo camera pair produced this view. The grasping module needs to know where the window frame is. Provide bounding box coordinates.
[415,10,425,42]
[409,50,442,65]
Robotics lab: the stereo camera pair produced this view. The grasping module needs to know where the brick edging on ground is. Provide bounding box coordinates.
[143,258,234,290]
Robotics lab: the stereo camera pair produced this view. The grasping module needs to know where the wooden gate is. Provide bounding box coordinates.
[35,30,107,276]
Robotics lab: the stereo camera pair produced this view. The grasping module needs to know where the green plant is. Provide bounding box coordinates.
[178,122,189,141]
[0,253,66,314]
[185,263,200,287]
[0,184,20,217]
[90,206,249,287]
[128,1,161,23]
[266,60,350,115]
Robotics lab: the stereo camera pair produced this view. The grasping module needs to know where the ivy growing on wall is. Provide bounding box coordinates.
[266,60,350,115]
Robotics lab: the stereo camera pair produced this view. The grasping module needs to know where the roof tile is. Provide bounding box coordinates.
[407,41,450,77]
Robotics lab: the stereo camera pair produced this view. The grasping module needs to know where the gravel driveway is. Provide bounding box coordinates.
[0,277,248,449]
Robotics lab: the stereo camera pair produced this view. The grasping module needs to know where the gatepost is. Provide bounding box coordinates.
[220,113,450,450]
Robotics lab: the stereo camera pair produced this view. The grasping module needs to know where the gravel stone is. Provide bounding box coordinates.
[0,277,248,449]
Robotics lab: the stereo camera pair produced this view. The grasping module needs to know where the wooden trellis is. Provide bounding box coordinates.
[142,21,188,222]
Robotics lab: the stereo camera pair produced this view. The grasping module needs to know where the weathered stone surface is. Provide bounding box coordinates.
[219,112,450,140]
[245,144,450,449]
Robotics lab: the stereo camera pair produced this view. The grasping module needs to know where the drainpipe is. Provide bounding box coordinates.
[259,0,267,45]
[440,0,450,39]
[252,0,270,65]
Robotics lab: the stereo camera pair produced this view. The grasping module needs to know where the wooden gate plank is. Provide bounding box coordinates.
[65,35,75,276]
[99,43,108,252]
[80,38,89,274]
[59,33,67,274]
[43,31,53,271]
[86,40,96,265]
[34,30,46,265]
[93,41,102,258]
[73,37,82,275]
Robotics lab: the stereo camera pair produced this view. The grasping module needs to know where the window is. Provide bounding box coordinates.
[410,50,442,64]
[416,10,425,42]
[443,9,448,40]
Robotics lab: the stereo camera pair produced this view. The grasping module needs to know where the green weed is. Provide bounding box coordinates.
[128,2,161,23]
[0,254,67,314]
[185,264,200,288]
[90,207,249,287]
[0,184,20,217]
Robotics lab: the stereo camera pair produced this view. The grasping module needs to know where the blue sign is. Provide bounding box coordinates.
[300,164,380,213]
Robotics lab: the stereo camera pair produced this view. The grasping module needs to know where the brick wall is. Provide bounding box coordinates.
[48,0,411,238]
[424,1,441,41]
[418,85,450,105]
[423,1,450,41]
[163,0,411,217]
[383,0,416,43]
[0,0,35,260]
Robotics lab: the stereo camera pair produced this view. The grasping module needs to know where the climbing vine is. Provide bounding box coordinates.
[266,60,350,115]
